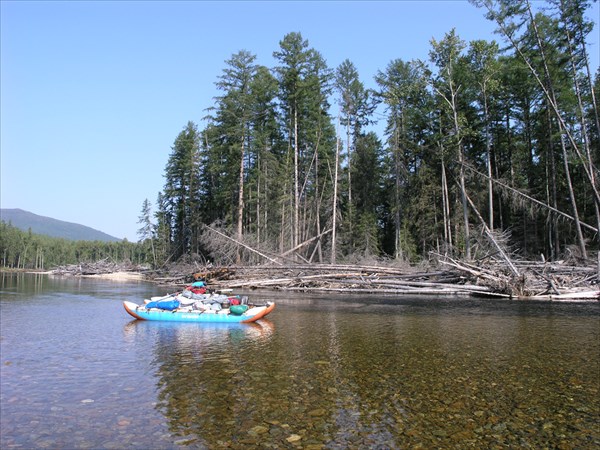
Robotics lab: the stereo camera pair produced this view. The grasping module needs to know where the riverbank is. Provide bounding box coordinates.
[21,255,598,301]
[8,268,146,282]
[145,257,599,301]
[82,271,146,281]
[49,260,149,281]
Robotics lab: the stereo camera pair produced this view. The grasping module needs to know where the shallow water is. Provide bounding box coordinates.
[1,273,598,449]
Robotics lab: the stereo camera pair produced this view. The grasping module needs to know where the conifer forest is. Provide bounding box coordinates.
[146,0,599,267]
[2,0,599,273]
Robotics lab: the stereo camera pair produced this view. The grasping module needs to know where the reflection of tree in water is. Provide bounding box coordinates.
[149,320,277,446]
[124,311,464,447]
[1,271,83,296]
[125,304,600,448]
[138,312,427,447]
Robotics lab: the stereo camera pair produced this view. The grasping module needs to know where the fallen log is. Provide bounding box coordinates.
[281,286,510,297]
[203,225,282,265]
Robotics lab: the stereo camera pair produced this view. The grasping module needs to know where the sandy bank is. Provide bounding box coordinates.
[83,271,146,282]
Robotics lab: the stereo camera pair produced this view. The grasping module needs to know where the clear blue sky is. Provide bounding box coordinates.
[2,1,598,242]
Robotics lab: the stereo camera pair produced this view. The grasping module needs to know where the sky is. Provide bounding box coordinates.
[1,1,599,242]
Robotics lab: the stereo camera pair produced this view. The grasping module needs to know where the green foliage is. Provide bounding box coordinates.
[151,8,598,264]
[0,221,151,269]
[161,121,203,259]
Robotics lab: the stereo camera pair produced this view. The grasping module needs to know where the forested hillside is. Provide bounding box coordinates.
[0,210,136,270]
[0,222,148,270]
[138,0,598,268]
[0,209,121,242]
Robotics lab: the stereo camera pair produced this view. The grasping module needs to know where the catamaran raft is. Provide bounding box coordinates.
[123,281,275,324]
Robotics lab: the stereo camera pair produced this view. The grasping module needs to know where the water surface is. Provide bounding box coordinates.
[1,273,598,448]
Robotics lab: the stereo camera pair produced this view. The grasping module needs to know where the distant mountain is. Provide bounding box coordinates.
[0,209,121,242]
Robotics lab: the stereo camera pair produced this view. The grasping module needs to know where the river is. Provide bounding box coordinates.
[1,272,598,449]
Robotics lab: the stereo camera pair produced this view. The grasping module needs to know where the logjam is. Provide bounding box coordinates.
[50,255,599,301]
[51,259,147,277]
[146,257,598,301]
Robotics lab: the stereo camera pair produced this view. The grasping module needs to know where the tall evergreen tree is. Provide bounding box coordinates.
[466,40,501,230]
[162,121,202,259]
[349,132,383,257]
[273,32,313,251]
[273,32,337,260]
[137,198,156,266]
[429,29,473,258]
[300,48,336,262]
[335,59,377,251]
[246,65,284,249]
[375,58,431,259]
[213,50,258,262]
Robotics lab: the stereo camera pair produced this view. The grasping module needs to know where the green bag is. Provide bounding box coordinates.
[229,305,249,316]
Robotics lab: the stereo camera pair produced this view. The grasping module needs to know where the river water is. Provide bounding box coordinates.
[1,272,598,449]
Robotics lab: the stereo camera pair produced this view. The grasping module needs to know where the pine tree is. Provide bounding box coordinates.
[246,65,284,250]
[137,198,156,266]
[335,59,377,252]
[162,121,202,259]
[273,33,336,260]
[350,132,383,257]
[375,58,432,259]
[213,50,258,262]
[273,32,313,252]
[429,29,472,259]
[300,48,336,262]
[466,40,501,230]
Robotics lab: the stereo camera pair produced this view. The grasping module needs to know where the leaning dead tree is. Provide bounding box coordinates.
[203,225,282,265]
[183,257,597,300]
[151,225,599,300]
[464,164,598,234]
[202,224,332,266]
[462,184,520,276]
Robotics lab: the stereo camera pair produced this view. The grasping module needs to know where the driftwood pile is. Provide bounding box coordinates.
[437,255,599,300]
[188,224,598,300]
[200,264,494,296]
[51,258,146,276]
[50,256,598,301]
[183,258,598,301]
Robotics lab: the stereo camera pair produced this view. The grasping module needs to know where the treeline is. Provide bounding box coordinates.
[0,222,149,270]
[143,0,598,266]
